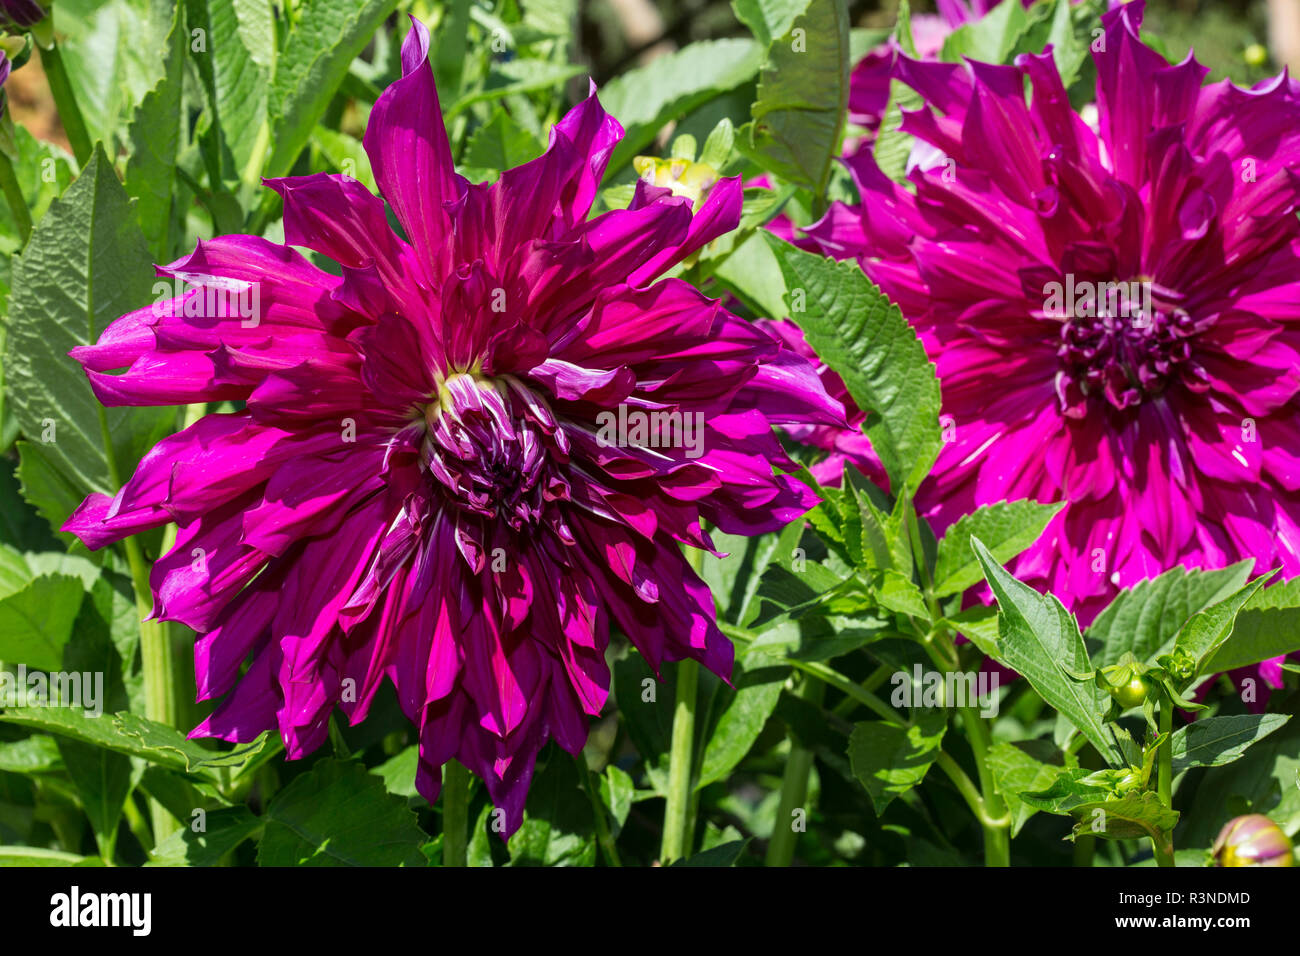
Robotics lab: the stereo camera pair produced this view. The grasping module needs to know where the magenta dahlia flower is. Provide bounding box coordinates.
[796,1,1300,630]
[64,18,842,833]
[0,0,44,30]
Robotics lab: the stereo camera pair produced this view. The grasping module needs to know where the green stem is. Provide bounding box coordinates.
[442,760,470,867]
[0,149,32,245]
[935,751,1001,828]
[1153,833,1176,868]
[830,663,891,717]
[122,794,154,854]
[1155,693,1175,867]
[960,701,1010,867]
[787,658,901,725]
[579,760,622,867]
[660,658,699,864]
[1073,833,1096,868]
[904,499,941,621]
[1157,692,1172,806]
[40,44,93,166]
[765,677,824,867]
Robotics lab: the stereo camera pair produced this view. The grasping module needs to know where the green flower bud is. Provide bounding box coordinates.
[1100,660,1150,708]
[1213,814,1295,867]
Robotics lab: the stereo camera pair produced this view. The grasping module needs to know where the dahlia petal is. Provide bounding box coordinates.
[363,16,458,277]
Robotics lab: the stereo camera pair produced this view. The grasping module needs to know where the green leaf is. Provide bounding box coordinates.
[745,0,850,194]
[506,753,596,867]
[763,234,942,494]
[112,712,272,775]
[598,765,634,834]
[52,0,171,151]
[0,573,86,670]
[848,710,946,814]
[265,0,400,179]
[1045,0,1091,88]
[1067,791,1179,844]
[4,148,174,501]
[15,441,87,541]
[1181,692,1300,846]
[311,127,377,193]
[712,230,789,320]
[258,758,427,866]
[696,648,786,789]
[126,1,184,262]
[0,846,103,866]
[731,0,807,48]
[1171,714,1290,775]
[373,745,419,799]
[0,544,31,600]
[56,736,134,859]
[933,500,1064,598]
[971,538,1121,766]
[943,605,1000,658]
[1203,578,1300,673]
[843,468,900,572]
[597,39,763,175]
[986,740,1063,837]
[939,0,1031,62]
[0,460,60,554]
[1173,573,1273,677]
[668,838,751,867]
[0,707,268,779]
[460,108,546,176]
[871,569,929,621]
[446,60,585,117]
[0,735,63,774]
[1086,562,1254,670]
[147,806,264,866]
[0,126,76,257]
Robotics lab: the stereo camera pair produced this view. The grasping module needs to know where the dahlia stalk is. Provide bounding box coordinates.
[65,17,843,844]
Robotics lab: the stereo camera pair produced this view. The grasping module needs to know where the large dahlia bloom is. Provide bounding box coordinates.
[65,19,841,832]
[797,1,1300,628]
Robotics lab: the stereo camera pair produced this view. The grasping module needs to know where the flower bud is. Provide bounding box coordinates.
[1213,814,1295,867]
[1100,661,1149,708]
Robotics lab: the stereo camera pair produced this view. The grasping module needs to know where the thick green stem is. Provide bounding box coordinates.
[1073,833,1096,868]
[580,760,622,867]
[0,149,32,244]
[766,678,825,867]
[960,701,1010,867]
[1157,694,1173,806]
[1153,834,1176,868]
[660,658,699,863]
[1155,694,1175,866]
[442,760,470,867]
[40,44,93,166]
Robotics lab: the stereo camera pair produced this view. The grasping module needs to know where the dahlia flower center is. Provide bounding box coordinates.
[1052,279,1196,416]
[421,372,562,528]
